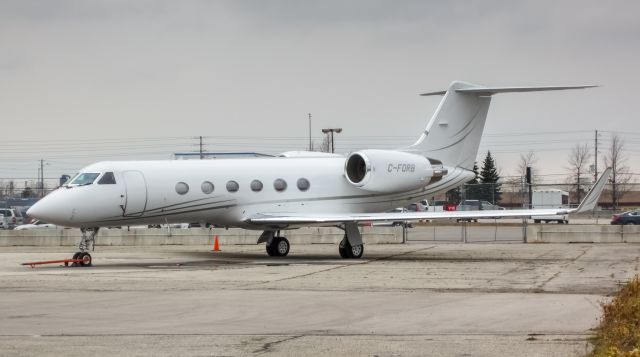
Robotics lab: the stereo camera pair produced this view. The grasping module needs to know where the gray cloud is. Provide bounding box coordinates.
[0,0,638,181]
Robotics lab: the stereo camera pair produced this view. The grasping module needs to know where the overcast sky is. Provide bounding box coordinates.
[1,0,638,185]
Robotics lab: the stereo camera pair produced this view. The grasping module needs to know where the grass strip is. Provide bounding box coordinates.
[590,275,640,356]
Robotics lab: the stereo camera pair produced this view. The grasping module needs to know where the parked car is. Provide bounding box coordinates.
[381,207,412,227]
[611,210,640,225]
[14,219,58,230]
[406,202,428,212]
[457,200,504,211]
[0,214,5,229]
[0,208,22,229]
[456,200,504,222]
[427,200,457,212]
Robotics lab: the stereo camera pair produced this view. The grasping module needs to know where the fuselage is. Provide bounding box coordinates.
[27,156,473,229]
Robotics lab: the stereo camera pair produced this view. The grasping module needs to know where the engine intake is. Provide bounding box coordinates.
[345,153,369,184]
[344,150,436,193]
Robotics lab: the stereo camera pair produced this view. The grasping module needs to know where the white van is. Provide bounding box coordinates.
[532,189,570,224]
[0,208,23,229]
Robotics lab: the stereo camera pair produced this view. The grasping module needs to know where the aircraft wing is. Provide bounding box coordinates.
[249,168,611,226]
[249,208,565,225]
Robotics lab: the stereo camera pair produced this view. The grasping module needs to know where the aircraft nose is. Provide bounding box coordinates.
[27,192,70,225]
[27,198,52,221]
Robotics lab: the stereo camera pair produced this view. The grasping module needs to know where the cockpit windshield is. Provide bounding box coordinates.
[69,172,100,186]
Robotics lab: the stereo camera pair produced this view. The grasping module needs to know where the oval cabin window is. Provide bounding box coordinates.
[176,182,189,195]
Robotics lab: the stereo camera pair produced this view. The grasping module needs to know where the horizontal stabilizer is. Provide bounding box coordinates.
[420,85,598,96]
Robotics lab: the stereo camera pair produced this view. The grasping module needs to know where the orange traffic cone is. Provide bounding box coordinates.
[212,235,220,252]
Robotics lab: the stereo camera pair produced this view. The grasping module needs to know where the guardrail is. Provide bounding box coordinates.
[1,224,639,246]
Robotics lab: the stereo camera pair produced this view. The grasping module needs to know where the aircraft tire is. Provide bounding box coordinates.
[266,242,277,256]
[78,252,92,267]
[72,252,81,267]
[339,238,363,259]
[349,244,364,259]
[338,238,349,258]
[275,237,290,257]
[266,237,290,257]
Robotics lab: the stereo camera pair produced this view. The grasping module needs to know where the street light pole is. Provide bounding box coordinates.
[321,128,342,153]
[308,113,312,151]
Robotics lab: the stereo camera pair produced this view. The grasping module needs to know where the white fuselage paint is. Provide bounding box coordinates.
[30,157,473,229]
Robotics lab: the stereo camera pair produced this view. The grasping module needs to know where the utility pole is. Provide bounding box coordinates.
[40,159,44,198]
[526,166,532,209]
[594,130,598,182]
[199,136,203,160]
[321,128,342,153]
[308,113,312,151]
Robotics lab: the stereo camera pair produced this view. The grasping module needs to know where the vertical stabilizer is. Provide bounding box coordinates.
[404,81,596,170]
[404,81,490,170]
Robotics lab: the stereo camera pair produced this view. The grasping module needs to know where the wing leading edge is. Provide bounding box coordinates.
[248,168,612,226]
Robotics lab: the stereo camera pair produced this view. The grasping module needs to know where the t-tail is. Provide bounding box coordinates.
[402,81,597,170]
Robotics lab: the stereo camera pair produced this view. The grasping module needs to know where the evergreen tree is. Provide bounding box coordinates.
[463,162,482,200]
[479,151,502,203]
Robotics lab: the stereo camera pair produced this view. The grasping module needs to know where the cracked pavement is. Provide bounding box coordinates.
[0,243,638,356]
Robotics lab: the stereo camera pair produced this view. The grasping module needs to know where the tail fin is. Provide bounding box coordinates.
[403,81,597,170]
[572,167,611,213]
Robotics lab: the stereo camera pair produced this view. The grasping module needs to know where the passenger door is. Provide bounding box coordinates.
[122,171,147,216]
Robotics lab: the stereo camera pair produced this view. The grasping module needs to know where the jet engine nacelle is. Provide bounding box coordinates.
[344,149,442,193]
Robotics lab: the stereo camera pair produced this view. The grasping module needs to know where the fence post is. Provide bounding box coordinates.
[462,221,467,243]
[402,223,407,243]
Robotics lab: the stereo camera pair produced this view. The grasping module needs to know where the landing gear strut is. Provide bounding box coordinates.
[72,228,99,267]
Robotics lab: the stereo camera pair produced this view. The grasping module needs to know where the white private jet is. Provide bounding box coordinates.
[27,81,608,266]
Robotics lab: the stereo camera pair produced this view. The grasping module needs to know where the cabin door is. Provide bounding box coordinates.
[122,171,147,217]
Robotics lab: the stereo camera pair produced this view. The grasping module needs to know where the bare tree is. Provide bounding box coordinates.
[517,151,538,179]
[566,143,592,202]
[319,134,331,153]
[604,135,633,210]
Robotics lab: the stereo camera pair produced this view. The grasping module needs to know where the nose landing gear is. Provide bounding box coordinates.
[71,228,99,267]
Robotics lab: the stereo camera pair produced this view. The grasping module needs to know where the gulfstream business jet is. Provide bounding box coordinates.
[27,81,608,265]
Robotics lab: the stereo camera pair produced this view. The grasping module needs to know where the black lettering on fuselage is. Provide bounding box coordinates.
[387,163,416,173]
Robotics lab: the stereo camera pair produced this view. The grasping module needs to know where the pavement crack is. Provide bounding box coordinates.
[241,246,437,288]
[538,271,561,290]
[571,247,591,263]
[252,335,302,354]
[537,247,593,290]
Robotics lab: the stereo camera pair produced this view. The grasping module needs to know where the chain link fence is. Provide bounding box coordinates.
[438,181,640,212]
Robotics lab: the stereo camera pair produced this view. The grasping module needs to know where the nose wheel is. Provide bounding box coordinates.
[70,252,92,267]
[69,228,99,267]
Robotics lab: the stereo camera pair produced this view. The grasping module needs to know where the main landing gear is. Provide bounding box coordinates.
[339,222,364,259]
[266,236,290,257]
[338,236,364,259]
[258,231,290,257]
[71,227,99,267]
[257,222,365,259]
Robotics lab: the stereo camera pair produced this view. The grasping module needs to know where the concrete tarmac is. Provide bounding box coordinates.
[0,243,638,356]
